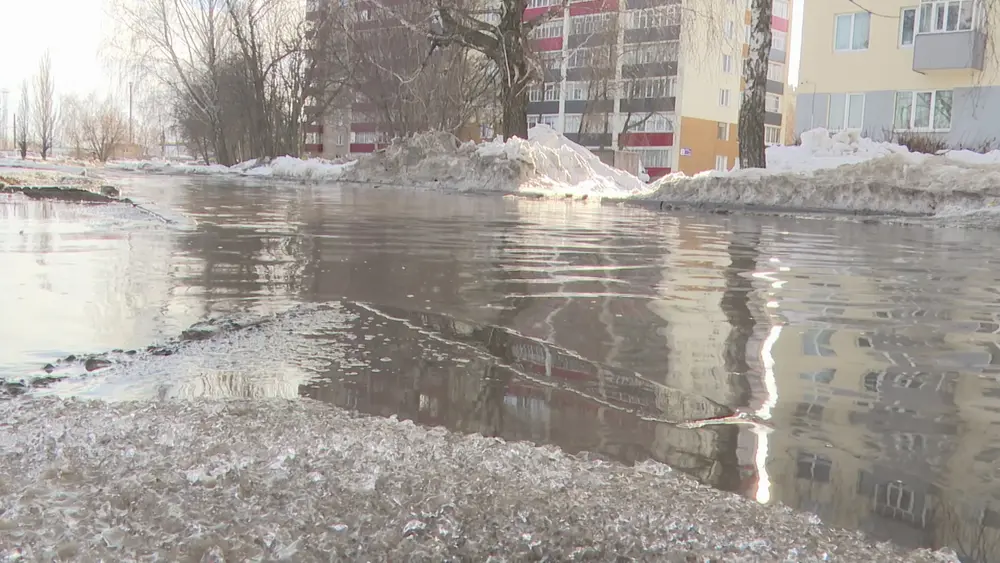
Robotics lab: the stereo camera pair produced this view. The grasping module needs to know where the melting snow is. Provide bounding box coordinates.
[0,398,961,561]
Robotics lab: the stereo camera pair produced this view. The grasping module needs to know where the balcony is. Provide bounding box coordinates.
[912,30,986,72]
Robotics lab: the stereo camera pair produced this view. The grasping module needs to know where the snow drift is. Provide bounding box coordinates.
[340,125,647,197]
[109,156,355,182]
[646,128,1000,216]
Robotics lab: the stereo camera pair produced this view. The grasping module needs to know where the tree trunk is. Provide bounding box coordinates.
[501,78,529,140]
[738,0,772,169]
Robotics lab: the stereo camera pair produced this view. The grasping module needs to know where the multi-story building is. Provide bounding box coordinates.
[796,0,998,147]
[304,0,794,177]
[525,0,792,179]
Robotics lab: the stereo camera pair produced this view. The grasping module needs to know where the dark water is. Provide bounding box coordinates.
[4,175,1000,560]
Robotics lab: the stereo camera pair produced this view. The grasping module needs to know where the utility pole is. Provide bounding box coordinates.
[128,81,134,147]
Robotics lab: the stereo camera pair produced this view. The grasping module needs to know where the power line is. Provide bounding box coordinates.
[848,0,896,18]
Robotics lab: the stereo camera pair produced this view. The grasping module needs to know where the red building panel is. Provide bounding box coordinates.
[350,143,376,153]
[772,16,789,32]
[647,167,670,179]
[304,143,324,153]
[569,0,618,16]
[523,6,555,21]
[620,132,673,147]
[532,36,563,52]
[304,124,323,134]
[350,122,377,133]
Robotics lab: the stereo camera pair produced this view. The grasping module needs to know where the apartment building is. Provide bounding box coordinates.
[797,0,999,147]
[525,0,792,179]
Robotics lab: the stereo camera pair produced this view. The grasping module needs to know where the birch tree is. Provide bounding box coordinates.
[33,52,59,160]
[738,0,772,168]
[16,81,30,159]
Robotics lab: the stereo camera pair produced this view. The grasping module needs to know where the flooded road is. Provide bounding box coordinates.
[3,175,1000,560]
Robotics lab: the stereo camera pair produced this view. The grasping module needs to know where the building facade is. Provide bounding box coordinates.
[797,0,999,147]
[525,0,792,179]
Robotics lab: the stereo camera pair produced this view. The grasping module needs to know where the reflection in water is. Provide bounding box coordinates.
[6,179,1000,559]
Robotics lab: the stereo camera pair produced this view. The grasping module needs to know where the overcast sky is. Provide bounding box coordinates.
[1,0,112,108]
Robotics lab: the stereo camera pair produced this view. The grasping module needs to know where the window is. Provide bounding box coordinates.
[622,41,679,65]
[900,7,917,46]
[627,7,680,29]
[766,93,782,113]
[773,0,789,18]
[745,24,752,43]
[305,131,322,145]
[767,61,784,81]
[543,82,560,102]
[571,13,613,35]
[527,115,540,127]
[625,113,673,132]
[353,131,379,144]
[918,0,975,33]
[335,132,345,145]
[894,89,952,130]
[772,29,788,51]
[563,114,582,133]
[765,124,782,144]
[629,77,672,99]
[528,87,543,102]
[527,0,559,7]
[725,20,736,39]
[828,93,865,130]
[834,12,870,51]
[540,114,559,128]
[717,122,729,140]
[541,52,562,70]
[722,54,734,73]
[568,47,611,68]
[565,82,588,100]
[715,155,729,171]
[531,21,563,39]
[638,149,671,168]
[719,89,731,106]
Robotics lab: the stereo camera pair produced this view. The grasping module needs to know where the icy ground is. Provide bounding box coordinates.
[0,165,111,192]
[0,398,959,562]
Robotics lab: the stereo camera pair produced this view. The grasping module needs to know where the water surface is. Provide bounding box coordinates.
[3,176,1000,560]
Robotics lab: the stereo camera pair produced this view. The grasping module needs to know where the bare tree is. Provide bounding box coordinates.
[60,94,87,159]
[81,94,129,162]
[33,52,59,160]
[739,0,773,168]
[16,81,30,159]
[413,0,569,140]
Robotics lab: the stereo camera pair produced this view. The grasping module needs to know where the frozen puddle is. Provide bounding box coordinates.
[0,398,958,562]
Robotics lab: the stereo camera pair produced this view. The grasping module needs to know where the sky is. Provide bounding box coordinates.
[0,0,110,111]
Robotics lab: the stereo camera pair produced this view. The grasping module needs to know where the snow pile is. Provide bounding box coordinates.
[109,159,233,175]
[110,156,355,182]
[341,125,647,198]
[645,128,1000,216]
[764,128,912,172]
[240,155,355,181]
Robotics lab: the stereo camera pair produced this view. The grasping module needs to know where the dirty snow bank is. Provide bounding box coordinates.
[341,125,646,198]
[0,398,959,562]
[109,156,355,181]
[644,128,1000,216]
[0,163,112,192]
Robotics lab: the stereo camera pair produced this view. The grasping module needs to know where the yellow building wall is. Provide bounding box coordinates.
[676,117,738,174]
[798,0,1000,94]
